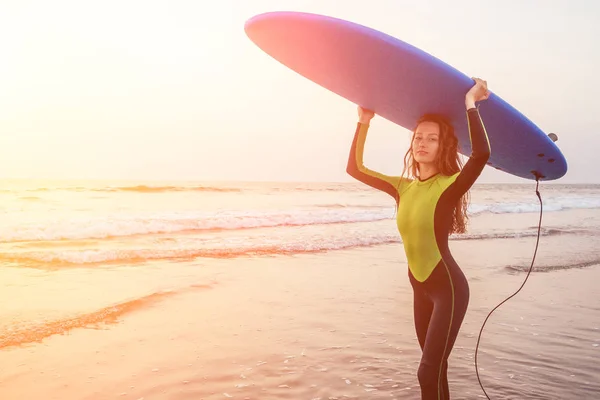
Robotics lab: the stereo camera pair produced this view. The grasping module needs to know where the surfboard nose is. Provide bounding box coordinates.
[243,12,267,34]
[244,11,295,36]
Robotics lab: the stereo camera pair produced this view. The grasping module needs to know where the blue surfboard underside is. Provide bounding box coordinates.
[245,11,567,181]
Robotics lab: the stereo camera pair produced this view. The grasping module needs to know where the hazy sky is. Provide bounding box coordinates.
[1,0,598,183]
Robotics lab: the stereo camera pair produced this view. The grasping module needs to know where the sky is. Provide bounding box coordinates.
[0,0,598,184]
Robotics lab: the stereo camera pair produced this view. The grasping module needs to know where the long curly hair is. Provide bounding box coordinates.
[399,113,470,234]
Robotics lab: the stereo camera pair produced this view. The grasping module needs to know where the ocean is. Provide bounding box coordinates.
[1,179,599,399]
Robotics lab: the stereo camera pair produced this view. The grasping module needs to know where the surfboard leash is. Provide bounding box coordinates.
[474,175,543,399]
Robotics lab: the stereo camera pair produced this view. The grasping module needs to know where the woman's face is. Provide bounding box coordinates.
[412,121,440,165]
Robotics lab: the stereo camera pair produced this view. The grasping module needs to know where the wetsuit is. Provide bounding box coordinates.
[346,108,490,400]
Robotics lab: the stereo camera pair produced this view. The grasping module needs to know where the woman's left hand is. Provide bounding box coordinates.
[465,77,490,109]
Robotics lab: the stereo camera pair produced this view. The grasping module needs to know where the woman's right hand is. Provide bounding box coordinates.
[357,106,375,124]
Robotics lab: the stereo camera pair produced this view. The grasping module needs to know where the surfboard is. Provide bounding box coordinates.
[244,11,567,181]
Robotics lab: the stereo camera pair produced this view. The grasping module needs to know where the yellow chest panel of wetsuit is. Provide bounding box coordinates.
[396,174,459,282]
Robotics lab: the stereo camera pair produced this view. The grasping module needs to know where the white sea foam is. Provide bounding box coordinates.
[469,196,600,214]
[2,194,599,243]
[0,226,585,266]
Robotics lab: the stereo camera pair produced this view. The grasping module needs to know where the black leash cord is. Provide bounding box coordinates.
[475,178,543,399]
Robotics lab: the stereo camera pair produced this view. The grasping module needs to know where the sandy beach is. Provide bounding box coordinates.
[2,204,599,400]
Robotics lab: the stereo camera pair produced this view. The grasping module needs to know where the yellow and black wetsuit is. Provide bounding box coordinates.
[346,108,490,400]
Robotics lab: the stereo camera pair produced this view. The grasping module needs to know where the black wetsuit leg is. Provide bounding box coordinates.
[409,259,470,400]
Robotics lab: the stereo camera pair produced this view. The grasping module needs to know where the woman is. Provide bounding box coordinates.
[346,78,491,399]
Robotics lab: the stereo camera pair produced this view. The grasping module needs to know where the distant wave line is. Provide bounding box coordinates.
[504,259,600,273]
